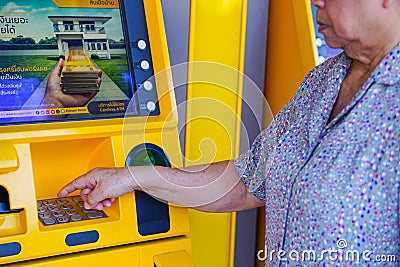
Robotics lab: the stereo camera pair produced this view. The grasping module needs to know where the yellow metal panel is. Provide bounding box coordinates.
[185,1,247,266]
[153,250,193,267]
[185,0,247,164]
[292,0,318,73]
[0,142,19,173]
[187,210,237,267]
[264,0,317,115]
[140,237,193,266]
[6,237,192,267]
[7,246,141,267]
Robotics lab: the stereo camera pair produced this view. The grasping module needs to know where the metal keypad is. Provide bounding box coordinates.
[37,196,107,226]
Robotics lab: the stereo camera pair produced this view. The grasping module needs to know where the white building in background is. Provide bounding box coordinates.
[48,15,112,59]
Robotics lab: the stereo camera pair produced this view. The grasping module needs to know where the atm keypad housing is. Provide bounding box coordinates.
[37,196,107,226]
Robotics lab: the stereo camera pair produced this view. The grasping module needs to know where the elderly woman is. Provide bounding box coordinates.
[59,0,400,266]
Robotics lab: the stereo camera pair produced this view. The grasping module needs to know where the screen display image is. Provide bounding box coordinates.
[0,0,158,125]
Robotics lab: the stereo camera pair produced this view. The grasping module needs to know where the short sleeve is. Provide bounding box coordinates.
[234,133,267,202]
[233,114,286,203]
[233,86,299,203]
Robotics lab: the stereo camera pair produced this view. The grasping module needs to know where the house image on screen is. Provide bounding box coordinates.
[48,16,112,60]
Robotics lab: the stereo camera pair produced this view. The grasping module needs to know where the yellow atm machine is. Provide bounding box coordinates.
[0,0,192,266]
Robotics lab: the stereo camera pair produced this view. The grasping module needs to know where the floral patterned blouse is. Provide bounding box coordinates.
[235,44,400,266]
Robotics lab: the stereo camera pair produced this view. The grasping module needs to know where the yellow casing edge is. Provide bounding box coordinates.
[184,1,247,267]
[0,0,190,265]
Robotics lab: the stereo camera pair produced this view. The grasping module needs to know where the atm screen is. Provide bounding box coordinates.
[0,0,159,125]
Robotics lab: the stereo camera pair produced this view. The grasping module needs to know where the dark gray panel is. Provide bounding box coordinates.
[161,0,190,156]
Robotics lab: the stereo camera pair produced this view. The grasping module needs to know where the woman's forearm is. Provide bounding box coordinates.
[58,160,264,212]
[130,160,264,212]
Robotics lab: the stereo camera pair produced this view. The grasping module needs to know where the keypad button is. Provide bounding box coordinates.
[56,216,69,223]
[39,211,52,219]
[61,204,73,210]
[38,207,47,214]
[70,214,83,222]
[66,210,78,216]
[42,200,56,206]
[56,199,68,205]
[86,211,105,219]
[72,197,81,202]
[48,205,60,212]
[43,218,56,225]
[82,208,98,213]
[53,211,65,218]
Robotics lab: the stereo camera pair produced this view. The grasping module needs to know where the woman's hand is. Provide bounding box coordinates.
[58,167,136,210]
